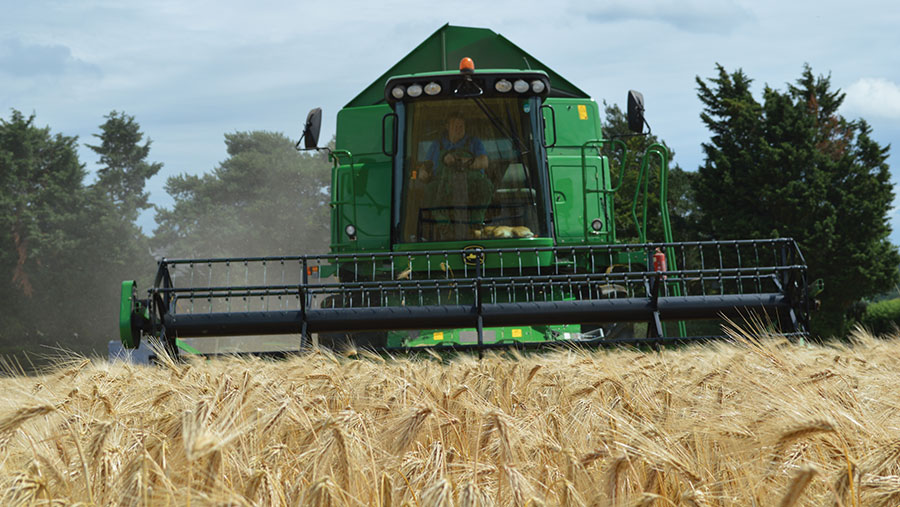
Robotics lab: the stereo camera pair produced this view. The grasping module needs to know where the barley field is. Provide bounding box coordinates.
[2,327,900,506]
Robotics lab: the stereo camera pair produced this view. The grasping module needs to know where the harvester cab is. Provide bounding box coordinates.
[118,25,811,358]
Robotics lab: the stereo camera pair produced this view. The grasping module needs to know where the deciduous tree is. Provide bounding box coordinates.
[0,111,88,352]
[154,131,331,258]
[0,110,159,359]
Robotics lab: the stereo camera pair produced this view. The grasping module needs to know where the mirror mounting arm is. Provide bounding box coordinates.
[296,107,323,150]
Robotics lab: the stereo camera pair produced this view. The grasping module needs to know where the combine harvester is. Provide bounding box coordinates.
[118,25,812,359]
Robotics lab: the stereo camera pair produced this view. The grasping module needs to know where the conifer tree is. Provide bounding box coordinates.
[695,65,898,336]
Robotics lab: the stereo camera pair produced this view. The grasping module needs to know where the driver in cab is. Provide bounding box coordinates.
[420,114,493,237]
[424,114,488,174]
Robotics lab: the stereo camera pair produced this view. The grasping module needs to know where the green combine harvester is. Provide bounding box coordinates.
[118,25,812,358]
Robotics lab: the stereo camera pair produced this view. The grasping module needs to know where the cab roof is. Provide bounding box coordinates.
[345,24,589,108]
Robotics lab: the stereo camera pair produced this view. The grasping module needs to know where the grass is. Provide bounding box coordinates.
[1,326,900,505]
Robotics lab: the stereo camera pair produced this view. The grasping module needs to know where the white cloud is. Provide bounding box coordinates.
[844,78,900,119]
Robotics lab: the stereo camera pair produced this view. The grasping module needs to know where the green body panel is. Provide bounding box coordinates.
[545,98,604,147]
[327,238,560,280]
[335,105,394,154]
[389,324,581,348]
[392,238,556,272]
[331,105,393,252]
[544,99,615,244]
[346,24,587,108]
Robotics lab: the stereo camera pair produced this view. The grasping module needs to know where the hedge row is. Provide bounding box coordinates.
[861,298,900,336]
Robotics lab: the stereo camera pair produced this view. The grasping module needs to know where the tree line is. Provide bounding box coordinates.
[592,64,895,337]
[0,64,896,362]
[0,112,330,363]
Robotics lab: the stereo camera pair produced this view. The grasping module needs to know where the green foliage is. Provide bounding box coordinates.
[0,110,157,360]
[0,116,329,361]
[861,298,900,336]
[0,111,88,350]
[601,103,699,242]
[80,110,159,339]
[154,131,331,258]
[87,111,163,221]
[695,64,899,337]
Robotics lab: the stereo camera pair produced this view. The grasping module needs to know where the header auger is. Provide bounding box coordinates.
[118,25,812,359]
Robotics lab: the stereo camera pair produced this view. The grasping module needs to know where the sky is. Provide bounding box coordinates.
[3,0,900,242]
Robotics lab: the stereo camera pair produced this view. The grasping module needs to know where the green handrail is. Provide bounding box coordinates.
[645,144,673,244]
[580,139,627,242]
[643,143,686,338]
[329,150,356,249]
[581,138,629,193]
[631,150,651,243]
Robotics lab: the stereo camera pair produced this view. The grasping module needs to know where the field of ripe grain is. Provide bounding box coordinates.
[2,328,900,506]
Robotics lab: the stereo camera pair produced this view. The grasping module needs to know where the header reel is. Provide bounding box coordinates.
[120,238,811,358]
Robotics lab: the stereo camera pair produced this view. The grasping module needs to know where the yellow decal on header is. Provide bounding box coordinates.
[434,331,444,341]
[511,328,523,338]
[577,104,588,120]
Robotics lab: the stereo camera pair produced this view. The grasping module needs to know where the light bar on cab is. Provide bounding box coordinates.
[384,61,551,104]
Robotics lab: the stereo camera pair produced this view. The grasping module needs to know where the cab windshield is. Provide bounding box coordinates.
[397,97,549,243]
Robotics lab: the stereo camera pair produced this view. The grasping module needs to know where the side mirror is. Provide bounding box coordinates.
[300,107,322,150]
[627,91,645,134]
